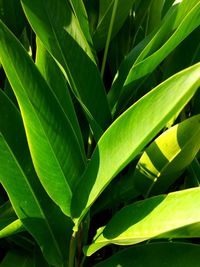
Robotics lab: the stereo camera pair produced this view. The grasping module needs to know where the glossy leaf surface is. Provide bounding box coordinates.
[71,63,200,227]
[86,187,200,255]
[0,20,85,216]
[133,115,200,196]
[36,37,86,159]
[0,90,72,266]
[21,0,111,139]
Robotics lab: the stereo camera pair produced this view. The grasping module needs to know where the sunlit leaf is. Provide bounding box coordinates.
[0,87,72,266]
[21,0,111,140]
[71,63,200,228]
[0,20,85,216]
[133,115,200,196]
[86,187,200,255]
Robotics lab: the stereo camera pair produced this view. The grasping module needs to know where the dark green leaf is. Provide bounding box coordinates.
[94,242,200,267]
[93,0,136,51]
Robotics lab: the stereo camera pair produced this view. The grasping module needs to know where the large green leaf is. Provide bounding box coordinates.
[71,63,200,228]
[109,0,200,113]
[0,90,73,266]
[0,20,85,216]
[133,115,200,196]
[86,187,200,255]
[21,0,111,140]
[93,0,136,51]
[94,242,200,267]
[35,37,86,159]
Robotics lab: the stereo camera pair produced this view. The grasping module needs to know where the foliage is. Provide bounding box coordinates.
[0,0,200,266]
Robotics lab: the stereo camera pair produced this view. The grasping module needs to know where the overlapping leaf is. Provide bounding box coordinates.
[36,37,85,158]
[133,115,200,196]
[0,90,73,265]
[21,0,111,140]
[68,0,94,47]
[109,0,200,113]
[71,63,200,228]
[0,20,85,216]
[86,187,200,255]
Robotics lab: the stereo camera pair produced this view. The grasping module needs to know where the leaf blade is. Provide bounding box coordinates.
[0,90,73,265]
[21,0,111,139]
[71,63,200,227]
[0,19,85,216]
[86,187,200,255]
[133,115,200,196]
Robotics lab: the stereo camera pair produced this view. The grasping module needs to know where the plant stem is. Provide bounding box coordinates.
[101,0,119,79]
[69,231,77,267]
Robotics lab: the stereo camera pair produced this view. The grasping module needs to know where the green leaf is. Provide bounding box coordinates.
[133,115,200,196]
[109,0,200,113]
[0,19,85,216]
[86,187,200,255]
[35,37,86,159]
[93,0,136,51]
[162,27,200,79]
[21,0,111,140]
[34,246,51,267]
[146,0,163,34]
[118,1,200,112]
[125,1,200,83]
[0,219,24,239]
[68,0,94,47]
[0,0,27,36]
[0,201,24,238]
[0,90,73,265]
[93,242,200,267]
[0,250,33,267]
[92,163,140,216]
[187,158,200,186]
[71,63,200,228]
